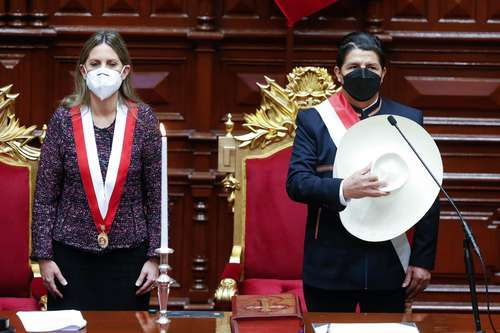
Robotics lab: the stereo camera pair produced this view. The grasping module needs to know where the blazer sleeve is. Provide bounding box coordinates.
[31,108,65,260]
[286,110,345,211]
[409,109,440,270]
[140,105,162,257]
[409,199,440,270]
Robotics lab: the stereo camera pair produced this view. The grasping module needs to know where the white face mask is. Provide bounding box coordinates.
[85,67,125,101]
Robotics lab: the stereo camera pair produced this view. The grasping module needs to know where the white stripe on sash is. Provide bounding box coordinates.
[315,98,348,177]
[391,234,411,272]
[81,102,128,219]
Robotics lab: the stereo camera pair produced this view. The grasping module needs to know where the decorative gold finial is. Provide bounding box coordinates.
[225,113,234,138]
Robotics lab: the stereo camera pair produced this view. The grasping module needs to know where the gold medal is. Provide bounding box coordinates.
[97,225,109,249]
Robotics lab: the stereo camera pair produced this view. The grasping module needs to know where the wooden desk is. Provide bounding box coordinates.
[305,312,500,333]
[3,311,500,333]
[2,311,231,333]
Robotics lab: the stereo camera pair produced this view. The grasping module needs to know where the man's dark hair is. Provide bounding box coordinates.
[336,32,386,68]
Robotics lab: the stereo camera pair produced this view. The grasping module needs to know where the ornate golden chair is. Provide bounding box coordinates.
[0,85,47,310]
[215,67,338,311]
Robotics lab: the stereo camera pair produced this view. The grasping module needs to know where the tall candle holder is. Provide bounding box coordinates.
[155,247,174,325]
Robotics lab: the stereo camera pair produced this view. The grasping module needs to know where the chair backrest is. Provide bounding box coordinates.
[219,67,338,281]
[0,85,45,297]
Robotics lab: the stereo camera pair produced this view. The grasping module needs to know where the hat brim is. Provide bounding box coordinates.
[335,115,442,242]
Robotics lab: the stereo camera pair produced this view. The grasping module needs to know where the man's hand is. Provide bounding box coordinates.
[342,164,389,200]
[135,258,159,295]
[39,259,68,299]
[402,265,431,301]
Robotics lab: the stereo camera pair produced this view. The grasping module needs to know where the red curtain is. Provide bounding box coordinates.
[275,0,339,27]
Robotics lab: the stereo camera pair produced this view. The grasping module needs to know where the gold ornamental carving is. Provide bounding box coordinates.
[221,173,240,208]
[214,278,237,302]
[0,85,45,161]
[235,67,338,150]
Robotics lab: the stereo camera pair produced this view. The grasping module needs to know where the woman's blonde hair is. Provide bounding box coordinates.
[61,30,142,108]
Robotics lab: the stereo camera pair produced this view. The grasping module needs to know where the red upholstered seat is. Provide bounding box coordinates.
[244,147,306,280]
[0,297,39,311]
[0,161,33,297]
[0,87,47,310]
[0,159,44,310]
[216,145,307,310]
[243,147,306,309]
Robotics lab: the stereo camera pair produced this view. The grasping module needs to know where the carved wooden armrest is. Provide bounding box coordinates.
[214,246,242,304]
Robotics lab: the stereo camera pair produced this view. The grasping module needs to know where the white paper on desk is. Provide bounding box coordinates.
[17,310,87,332]
[312,322,419,333]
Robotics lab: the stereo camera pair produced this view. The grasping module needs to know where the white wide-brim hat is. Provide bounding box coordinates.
[335,115,443,242]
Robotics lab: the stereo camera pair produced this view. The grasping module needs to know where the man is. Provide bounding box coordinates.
[286,32,440,312]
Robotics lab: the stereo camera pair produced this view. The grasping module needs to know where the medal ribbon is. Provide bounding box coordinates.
[71,102,137,239]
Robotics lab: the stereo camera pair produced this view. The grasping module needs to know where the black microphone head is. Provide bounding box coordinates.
[388,115,397,126]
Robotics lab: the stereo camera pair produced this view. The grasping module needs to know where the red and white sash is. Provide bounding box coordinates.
[71,102,137,238]
[314,92,412,271]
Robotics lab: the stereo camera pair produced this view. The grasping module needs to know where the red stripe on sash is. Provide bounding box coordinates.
[71,105,137,235]
[327,92,360,129]
[406,228,415,247]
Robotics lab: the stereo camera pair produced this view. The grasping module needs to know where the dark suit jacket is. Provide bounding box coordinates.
[286,96,440,290]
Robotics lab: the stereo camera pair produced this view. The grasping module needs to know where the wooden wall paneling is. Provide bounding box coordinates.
[167,181,188,300]
[387,63,500,118]
[30,48,53,127]
[30,0,49,27]
[219,0,285,33]
[384,0,500,33]
[151,0,186,17]
[438,0,476,23]
[0,1,5,27]
[51,54,78,107]
[49,0,93,16]
[0,51,31,124]
[364,0,385,34]
[188,175,216,305]
[102,0,140,17]
[195,0,216,32]
[130,56,189,124]
[8,0,28,27]
[216,52,287,125]
[434,211,499,278]
[487,0,500,23]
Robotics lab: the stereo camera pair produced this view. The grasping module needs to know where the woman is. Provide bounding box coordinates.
[31,31,161,310]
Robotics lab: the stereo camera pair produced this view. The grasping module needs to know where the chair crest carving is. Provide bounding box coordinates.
[234,66,338,150]
[0,85,45,162]
[219,67,338,209]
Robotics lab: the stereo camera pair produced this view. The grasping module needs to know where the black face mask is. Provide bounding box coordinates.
[342,68,381,102]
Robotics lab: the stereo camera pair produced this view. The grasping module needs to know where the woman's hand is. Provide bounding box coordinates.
[135,258,159,295]
[39,259,67,298]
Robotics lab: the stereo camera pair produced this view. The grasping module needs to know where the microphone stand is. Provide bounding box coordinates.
[387,116,485,333]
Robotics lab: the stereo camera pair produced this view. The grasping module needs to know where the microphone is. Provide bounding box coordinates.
[386,115,481,257]
[387,115,486,333]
